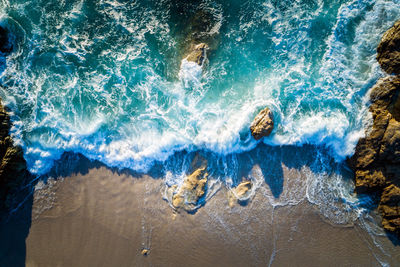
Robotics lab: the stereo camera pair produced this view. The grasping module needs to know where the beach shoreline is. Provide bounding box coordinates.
[24,162,400,266]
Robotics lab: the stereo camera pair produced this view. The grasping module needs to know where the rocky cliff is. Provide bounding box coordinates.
[350,20,400,235]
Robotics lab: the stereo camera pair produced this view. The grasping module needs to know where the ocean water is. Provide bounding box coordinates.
[0,0,400,232]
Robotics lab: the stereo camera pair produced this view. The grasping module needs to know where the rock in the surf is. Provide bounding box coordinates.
[0,98,32,215]
[250,107,274,140]
[171,166,208,211]
[234,181,252,198]
[185,43,208,66]
[228,181,253,207]
[377,20,400,75]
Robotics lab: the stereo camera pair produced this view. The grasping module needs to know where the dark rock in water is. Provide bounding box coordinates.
[377,20,400,75]
[187,9,219,49]
[178,8,220,69]
[0,26,13,54]
[250,107,274,140]
[185,43,208,66]
[0,99,32,214]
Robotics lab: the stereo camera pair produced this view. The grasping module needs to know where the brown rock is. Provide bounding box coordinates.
[369,76,400,120]
[379,118,400,163]
[354,169,386,193]
[350,20,400,235]
[379,184,400,233]
[171,166,208,211]
[0,99,32,214]
[350,111,390,169]
[250,107,274,140]
[185,43,208,66]
[235,181,252,198]
[377,20,400,75]
[228,181,253,207]
[141,249,149,256]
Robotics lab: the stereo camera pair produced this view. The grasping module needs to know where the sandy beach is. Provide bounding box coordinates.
[24,165,400,267]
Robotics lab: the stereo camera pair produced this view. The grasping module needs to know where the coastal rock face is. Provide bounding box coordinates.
[351,78,400,233]
[350,77,400,193]
[377,20,400,75]
[350,20,400,235]
[250,107,274,140]
[185,43,208,66]
[379,184,400,232]
[170,166,208,211]
[0,99,31,214]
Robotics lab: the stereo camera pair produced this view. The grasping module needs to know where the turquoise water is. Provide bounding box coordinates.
[0,0,400,226]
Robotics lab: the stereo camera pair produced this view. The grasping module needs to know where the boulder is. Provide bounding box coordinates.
[141,249,149,256]
[377,20,400,75]
[185,43,208,66]
[234,181,252,198]
[228,181,253,207]
[170,166,208,211]
[250,107,274,140]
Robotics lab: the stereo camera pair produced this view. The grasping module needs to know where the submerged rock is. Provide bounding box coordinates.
[0,26,12,54]
[177,8,220,74]
[350,21,400,235]
[185,43,208,66]
[377,20,400,75]
[170,165,208,211]
[250,107,274,140]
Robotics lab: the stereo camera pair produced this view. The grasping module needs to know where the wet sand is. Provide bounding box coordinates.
[26,166,400,267]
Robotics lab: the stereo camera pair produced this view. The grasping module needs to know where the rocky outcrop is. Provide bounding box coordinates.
[377,20,400,75]
[234,181,252,198]
[0,99,32,214]
[167,155,209,212]
[350,20,400,235]
[228,181,253,207]
[250,107,274,140]
[185,43,208,66]
[170,166,208,211]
